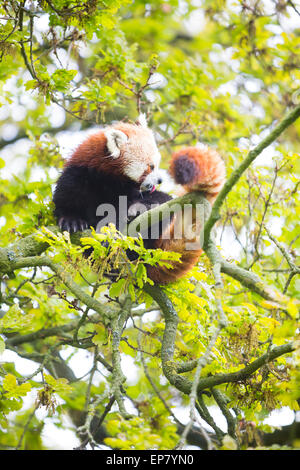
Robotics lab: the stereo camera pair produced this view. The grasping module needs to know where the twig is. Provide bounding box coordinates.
[264,225,299,272]
[137,325,182,426]
[15,402,40,450]
[158,120,192,147]
[117,61,158,113]
[110,297,132,418]
[264,225,300,294]
[250,165,278,268]
[76,392,114,449]
[211,388,237,439]
[204,104,300,247]
[18,2,38,81]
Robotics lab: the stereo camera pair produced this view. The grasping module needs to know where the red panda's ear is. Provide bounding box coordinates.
[136,113,148,128]
[103,129,128,159]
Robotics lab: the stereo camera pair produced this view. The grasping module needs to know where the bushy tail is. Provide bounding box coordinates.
[147,146,225,284]
[169,145,226,203]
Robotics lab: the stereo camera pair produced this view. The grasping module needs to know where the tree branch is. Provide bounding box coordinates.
[196,342,295,392]
[110,296,132,418]
[126,191,211,237]
[203,104,300,246]
[0,191,291,311]
[205,238,289,306]
[143,284,295,397]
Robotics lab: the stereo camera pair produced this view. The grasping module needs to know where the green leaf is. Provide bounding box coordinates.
[24,79,38,91]
[0,336,5,355]
[50,69,78,93]
[0,305,35,332]
[44,374,73,394]
[109,278,126,298]
[3,374,31,399]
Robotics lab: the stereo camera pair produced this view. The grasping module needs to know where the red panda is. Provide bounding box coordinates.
[53,117,225,284]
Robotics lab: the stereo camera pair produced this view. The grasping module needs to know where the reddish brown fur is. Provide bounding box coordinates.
[169,146,226,203]
[147,216,202,284]
[149,146,226,284]
[66,130,127,178]
[65,122,159,181]
[65,131,225,285]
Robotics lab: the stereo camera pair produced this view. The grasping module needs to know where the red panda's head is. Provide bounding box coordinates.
[105,114,162,191]
[68,114,162,192]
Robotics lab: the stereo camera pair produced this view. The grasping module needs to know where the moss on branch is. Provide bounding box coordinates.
[0,194,290,309]
[144,284,295,398]
[126,191,211,237]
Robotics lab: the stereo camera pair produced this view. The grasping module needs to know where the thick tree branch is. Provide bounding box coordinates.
[196,342,295,392]
[126,191,211,237]
[144,284,296,394]
[0,194,291,310]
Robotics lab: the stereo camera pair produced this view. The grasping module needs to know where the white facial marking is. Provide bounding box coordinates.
[104,129,128,159]
[124,161,147,181]
[110,122,162,185]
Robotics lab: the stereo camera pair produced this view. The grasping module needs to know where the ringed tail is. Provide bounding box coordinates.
[147,145,226,284]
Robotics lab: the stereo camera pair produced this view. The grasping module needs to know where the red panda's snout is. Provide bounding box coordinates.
[140,169,163,192]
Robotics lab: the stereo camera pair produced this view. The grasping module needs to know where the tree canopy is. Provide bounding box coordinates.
[0,0,299,451]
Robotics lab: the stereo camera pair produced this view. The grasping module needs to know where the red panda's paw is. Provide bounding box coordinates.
[58,216,89,233]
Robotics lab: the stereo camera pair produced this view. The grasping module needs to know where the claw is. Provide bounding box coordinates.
[71,220,78,233]
[58,217,88,233]
[80,220,88,231]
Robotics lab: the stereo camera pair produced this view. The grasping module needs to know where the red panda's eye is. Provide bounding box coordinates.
[149,164,155,171]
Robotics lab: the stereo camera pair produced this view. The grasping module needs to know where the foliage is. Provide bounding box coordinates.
[0,0,299,451]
